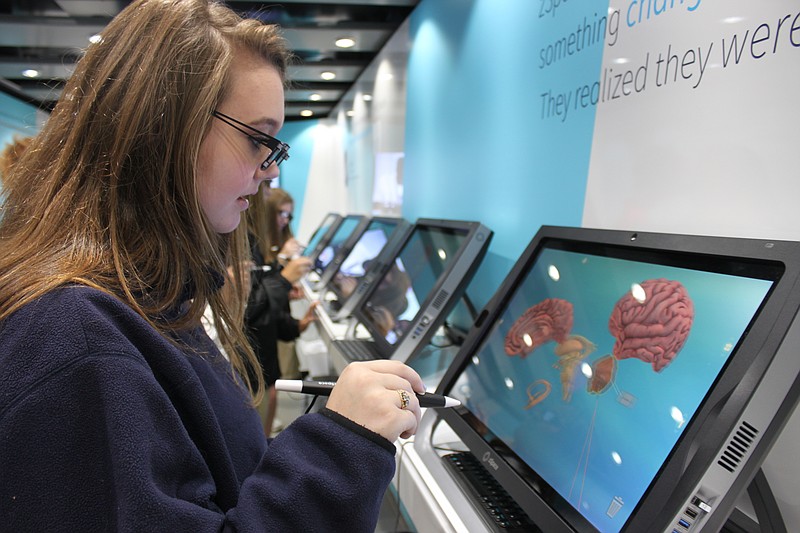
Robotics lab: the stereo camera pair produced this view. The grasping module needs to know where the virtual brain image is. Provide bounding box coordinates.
[504,298,574,357]
[608,279,694,372]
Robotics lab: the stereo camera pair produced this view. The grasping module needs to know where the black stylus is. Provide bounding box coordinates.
[274,379,462,408]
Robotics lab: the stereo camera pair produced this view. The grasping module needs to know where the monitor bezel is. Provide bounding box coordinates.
[302,212,343,267]
[435,225,800,532]
[329,219,415,322]
[308,214,370,291]
[351,218,489,359]
[320,216,404,298]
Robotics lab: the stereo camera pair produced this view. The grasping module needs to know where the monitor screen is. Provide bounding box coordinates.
[302,213,341,260]
[360,224,469,346]
[313,215,363,274]
[437,226,800,532]
[329,218,400,298]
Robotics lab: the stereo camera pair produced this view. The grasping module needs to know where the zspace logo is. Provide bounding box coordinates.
[482,451,499,471]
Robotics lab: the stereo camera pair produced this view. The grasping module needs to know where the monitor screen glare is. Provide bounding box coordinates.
[315,216,361,272]
[330,221,397,297]
[303,215,338,258]
[362,226,468,346]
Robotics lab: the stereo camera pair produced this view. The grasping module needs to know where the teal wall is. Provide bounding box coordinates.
[402,0,605,307]
[0,92,40,180]
[0,92,39,140]
[277,119,319,235]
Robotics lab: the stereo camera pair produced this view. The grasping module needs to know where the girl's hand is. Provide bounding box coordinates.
[281,256,312,284]
[326,360,425,442]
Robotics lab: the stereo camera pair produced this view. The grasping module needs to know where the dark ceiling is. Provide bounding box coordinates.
[0,0,418,121]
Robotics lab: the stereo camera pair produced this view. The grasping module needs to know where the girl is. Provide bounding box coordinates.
[0,1,423,531]
[245,185,316,437]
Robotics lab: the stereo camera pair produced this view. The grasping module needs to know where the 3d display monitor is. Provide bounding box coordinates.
[307,214,369,291]
[324,217,412,318]
[435,225,800,532]
[336,218,492,363]
[299,212,342,278]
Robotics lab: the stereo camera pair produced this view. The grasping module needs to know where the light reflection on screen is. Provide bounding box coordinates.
[315,216,360,272]
[362,225,467,346]
[330,221,398,299]
[303,215,338,258]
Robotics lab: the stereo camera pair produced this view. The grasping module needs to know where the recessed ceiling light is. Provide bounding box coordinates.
[335,37,356,49]
[22,69,39,78]
[309,93,321,101]
[320,71,336,81]
[300,110,314,117]
[346,110,355,117]
[362,94,372,101]
[88,33,102,44]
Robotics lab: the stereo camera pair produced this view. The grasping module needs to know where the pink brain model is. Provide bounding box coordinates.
[608,279,694,372]
[504,298,574,357]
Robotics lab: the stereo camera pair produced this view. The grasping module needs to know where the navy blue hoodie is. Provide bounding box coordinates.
[0,285,396,532]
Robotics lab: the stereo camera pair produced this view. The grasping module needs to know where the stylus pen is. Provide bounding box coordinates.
[274,379,462,408]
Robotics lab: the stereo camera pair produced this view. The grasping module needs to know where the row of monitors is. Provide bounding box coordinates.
[304,214,800,532]
[300,213,492,364]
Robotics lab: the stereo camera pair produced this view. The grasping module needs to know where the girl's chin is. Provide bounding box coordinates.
[214,212,244,234]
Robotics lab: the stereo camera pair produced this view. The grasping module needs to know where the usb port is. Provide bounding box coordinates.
[685,507,698,519]
[678,518,690,529]
[691,497,712,512]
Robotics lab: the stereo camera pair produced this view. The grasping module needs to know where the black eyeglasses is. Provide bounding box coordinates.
[211,111,290,170]
[279,210,294,222]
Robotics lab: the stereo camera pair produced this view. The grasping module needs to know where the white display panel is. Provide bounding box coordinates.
[584,1,800,241]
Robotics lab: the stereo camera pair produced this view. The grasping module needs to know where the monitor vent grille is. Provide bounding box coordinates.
[432,290,450,310]
[717,421,759,473]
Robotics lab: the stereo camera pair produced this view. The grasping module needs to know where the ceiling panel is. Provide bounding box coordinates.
[0,18,108,49]
[0,0,418,121]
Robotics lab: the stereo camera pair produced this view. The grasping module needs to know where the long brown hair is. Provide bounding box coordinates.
[0,0,292,403]
[247,187,295,264]
[266,188,295,262]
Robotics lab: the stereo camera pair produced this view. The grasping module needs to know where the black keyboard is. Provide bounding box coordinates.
[442,452,539,532]
[333,339,379,361]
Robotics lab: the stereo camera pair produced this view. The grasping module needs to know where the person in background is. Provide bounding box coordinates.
[0,1,424,531]
[264,187,302,263]
[202,258,252,357]
[0,135,34,188]
[265,188,306,377]
[245,183,317,437]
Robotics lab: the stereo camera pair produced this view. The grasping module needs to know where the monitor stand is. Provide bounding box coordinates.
[722,468,786,533]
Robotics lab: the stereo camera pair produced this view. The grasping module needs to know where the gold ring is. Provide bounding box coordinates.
[397,389,410,410]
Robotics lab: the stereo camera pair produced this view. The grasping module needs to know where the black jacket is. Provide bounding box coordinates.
[245,238,300,385]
